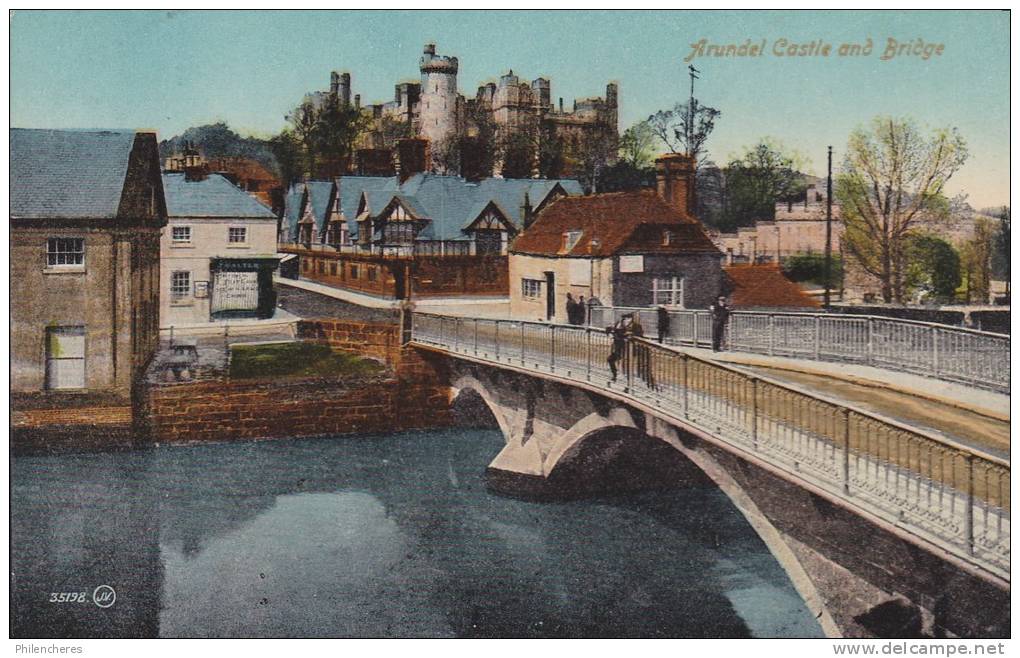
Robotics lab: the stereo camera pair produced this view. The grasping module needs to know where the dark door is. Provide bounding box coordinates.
[393,265,406,300]
[544,271,555,321]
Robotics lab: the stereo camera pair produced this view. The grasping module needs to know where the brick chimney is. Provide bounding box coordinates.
[396,138,429,182]
[655,153,696,215]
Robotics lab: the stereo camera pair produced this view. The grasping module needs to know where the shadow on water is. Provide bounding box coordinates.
[11,419,824,638]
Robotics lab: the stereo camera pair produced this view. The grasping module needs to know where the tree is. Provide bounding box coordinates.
[312,94,371,178]
[268,130,304,189]
[991,206,1010,291]
[959,216,996,304]
[618,121,657,169]
[572,130,616,193]
[904,234,961,303]
[836,116,968,303]
[647,99,720,167]
[496,115,564,179]
[724,140,805,228]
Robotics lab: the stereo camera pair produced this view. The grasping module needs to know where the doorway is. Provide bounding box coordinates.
[544,271,555,321]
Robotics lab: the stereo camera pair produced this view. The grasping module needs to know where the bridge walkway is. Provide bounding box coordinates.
[411,313,1009,582]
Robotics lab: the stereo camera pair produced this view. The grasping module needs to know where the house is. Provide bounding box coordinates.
[160,167,280,326]
[723,264,821,310]
[279,145,583,299]
[10,128,166,448]
[509,154,723,321]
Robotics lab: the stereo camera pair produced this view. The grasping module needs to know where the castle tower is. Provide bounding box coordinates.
[532,78,551,110]
[419,43,459,170]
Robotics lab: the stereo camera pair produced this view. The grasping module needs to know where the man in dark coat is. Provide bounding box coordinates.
[710,296,730,352]
[656,305,670,344]
[565,293,578,325]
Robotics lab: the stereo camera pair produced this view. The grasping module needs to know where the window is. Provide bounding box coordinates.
[45,326,85,390]
[317,261,325,274]
[350,265,360,280]
[330,262,337,276]
[563,230,582,252]
[367,266,377,282]
[652,276,684,307]
[522,278,542,299]
[172,226,192,243]
[171,271,191,300]
[46,238,84,267]
[228,227,248,244]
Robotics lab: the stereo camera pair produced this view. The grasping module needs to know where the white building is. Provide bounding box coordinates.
[160,170,279,327]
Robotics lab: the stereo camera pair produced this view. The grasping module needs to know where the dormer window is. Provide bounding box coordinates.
[563,230,583,252]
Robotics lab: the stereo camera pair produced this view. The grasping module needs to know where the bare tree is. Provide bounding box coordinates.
[836,117,968,303]
[647,99,720,167]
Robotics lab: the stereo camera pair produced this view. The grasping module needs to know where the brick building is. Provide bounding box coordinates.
[509,154,723,321]
[280,147,582,299]
[11,128,166,449]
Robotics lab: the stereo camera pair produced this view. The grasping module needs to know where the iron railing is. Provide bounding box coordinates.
[279,240,476,258]
[588,306,1010,394]
[411,312,1010,581]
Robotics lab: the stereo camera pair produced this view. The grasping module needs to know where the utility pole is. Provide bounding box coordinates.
[824,145,833,309]
[687,65,700,155]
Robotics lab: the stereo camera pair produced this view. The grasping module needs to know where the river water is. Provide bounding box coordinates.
[11,428,824,638]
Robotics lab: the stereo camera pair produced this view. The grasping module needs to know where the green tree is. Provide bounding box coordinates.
[959,216,996,304]
[268,129,303,189]
[619,121,657,168]
[992,206,1010,290]
[904,234,961,302]
[836,116,968,303]
[313,94,371,177]
[724,140,805,227]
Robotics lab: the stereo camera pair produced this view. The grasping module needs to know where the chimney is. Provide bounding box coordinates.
[396,138,429,182]
[460,136,487,182]
[559,97,564,113]
[654,153,696,215]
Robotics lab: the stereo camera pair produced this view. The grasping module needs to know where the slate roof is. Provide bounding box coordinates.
[283,174,583,243]
[511,190,721,257]
[282,183,305,240]
[306,180,335,229]
[11,128,138,219]
[723,264,820,309]
[162,172,275,218]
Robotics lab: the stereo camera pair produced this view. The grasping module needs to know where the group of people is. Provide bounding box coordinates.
[603,295,732,384]
[564,293,588,326]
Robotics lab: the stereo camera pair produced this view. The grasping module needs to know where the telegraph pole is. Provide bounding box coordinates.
[824,145,833,309]
[687,65,700,154]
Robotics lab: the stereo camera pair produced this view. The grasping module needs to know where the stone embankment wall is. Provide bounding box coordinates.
[146,320,452,445]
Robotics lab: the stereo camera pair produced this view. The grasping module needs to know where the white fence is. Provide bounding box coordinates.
[411,312,1010,582]
[588,306,1010,394]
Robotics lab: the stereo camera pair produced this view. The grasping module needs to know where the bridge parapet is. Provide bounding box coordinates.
[589,305,1010,393]
[411,312,1010,584]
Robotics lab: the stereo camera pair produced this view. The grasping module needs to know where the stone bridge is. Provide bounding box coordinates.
[411,312,1010,639]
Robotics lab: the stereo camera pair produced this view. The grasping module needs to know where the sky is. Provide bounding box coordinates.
[10,10,1010,208]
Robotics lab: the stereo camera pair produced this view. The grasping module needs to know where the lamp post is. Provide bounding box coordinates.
[824,145,833,310]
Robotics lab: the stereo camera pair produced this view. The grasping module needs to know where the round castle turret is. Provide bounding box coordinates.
[419,43,459,167]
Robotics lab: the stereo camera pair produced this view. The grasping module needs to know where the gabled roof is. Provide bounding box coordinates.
[282,183,305,239]
[286,173,584,243]
[724,264,820,309]
[511,190,721,257]
[162,172,275,218]
[306,180,335,233]
[11,128,139,219]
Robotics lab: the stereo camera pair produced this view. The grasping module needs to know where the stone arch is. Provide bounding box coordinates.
[449,374,513,443]
[540,412,841,637]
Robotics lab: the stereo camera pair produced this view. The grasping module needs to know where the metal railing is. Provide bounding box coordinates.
[588,306,1010,394]
[411,312,1010,581]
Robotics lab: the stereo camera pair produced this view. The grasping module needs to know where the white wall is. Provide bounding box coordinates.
[159,216,277,327]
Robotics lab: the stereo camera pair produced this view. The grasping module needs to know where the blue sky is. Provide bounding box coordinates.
[10,10,1009,207]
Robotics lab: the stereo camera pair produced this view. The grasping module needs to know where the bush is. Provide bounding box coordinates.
[229,341,385,380]
[782,253,842,286]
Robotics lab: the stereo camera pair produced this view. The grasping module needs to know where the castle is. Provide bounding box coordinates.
[307,43,619,177]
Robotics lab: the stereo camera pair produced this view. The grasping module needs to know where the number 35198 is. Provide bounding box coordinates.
[49,592,88,603]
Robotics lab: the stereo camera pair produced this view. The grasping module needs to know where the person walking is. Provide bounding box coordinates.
[656,305,670,344]
[577,295,587,325]
[710,295,730,352]
[606,314,631,382]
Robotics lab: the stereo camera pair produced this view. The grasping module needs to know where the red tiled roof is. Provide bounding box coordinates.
[724,264,820,309]
[511,190,720,257]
